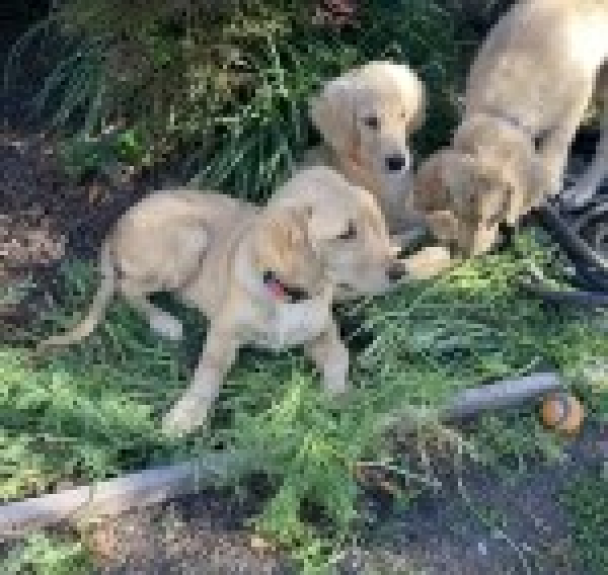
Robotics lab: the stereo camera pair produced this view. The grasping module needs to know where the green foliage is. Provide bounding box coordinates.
[1,262,193,502]
[562,470,608,574]
[1,532,91,575]
[6,0,474,198]
[57,126,152,181]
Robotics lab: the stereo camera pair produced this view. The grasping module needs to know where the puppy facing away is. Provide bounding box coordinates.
[307,60,426,237]
[37,167,420,436]
[414,0,608,255]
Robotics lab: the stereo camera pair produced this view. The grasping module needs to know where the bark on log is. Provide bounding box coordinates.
[442,372,562,420]
[0,452,240,539]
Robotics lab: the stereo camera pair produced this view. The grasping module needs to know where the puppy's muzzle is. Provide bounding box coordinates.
[385,154,408,173]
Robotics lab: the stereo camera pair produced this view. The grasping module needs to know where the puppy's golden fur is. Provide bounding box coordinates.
[38,167,424,436]
[307,60,426,236]
[414,142,543,256]
[414,0,608,255]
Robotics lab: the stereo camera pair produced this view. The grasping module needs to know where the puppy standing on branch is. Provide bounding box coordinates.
[38,167,439,436]
[414,0,608,257]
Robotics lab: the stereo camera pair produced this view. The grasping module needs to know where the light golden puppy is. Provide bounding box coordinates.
[414,139,544,257]
[414,0,608,255]
[37,167,413,436]
[307,60,426,236]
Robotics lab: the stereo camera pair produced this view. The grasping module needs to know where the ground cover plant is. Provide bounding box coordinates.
[2,0,608,573]
[3,233,607,571]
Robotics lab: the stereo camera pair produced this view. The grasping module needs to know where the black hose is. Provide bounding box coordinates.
[519,276,608,308]
[519,197,608,307]
[535,202,608,273]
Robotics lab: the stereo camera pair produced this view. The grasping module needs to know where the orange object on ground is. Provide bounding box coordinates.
[541,392,584,435]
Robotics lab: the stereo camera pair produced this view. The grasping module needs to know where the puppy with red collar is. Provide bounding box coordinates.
[39,167,431,435]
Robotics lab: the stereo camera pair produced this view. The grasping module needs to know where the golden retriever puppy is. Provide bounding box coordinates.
[414,140,544,257]
[37,167,412,436]
[307,60,426,236]
[414,0,608,255]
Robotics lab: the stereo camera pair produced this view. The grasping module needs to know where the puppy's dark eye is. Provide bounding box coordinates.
[337,221,357,240]
[364,115,379,130]
[533,129,550,152]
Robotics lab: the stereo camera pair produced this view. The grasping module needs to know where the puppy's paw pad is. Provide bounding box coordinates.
[150,314,183,341]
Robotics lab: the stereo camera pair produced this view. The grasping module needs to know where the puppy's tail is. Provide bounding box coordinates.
[37,242,116,352]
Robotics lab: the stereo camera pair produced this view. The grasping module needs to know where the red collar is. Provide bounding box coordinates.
[263,271,310,303]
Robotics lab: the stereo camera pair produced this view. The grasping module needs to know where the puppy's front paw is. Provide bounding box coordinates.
[324,376,349,396]
[320,349,349,397]
[150,313,183,341]
[402,245,455,279]
[161,400,209,437]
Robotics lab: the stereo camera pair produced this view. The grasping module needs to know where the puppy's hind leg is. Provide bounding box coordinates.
[121,283,184,341]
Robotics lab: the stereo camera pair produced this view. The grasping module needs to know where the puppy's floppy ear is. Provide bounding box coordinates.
[413,150,454,213]
[275,203,350,248]
[255,207,311,271]
[310,74,359,158]
[493,143,538,226]
[406,78,426,133]
[306,204,352,245]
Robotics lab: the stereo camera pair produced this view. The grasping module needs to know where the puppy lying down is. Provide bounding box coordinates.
[38,166,450,435]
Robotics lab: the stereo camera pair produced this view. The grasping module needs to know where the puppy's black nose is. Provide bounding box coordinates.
[387,262,407,282]
[385,155,407,172]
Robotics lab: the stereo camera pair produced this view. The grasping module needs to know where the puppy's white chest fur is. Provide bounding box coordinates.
[251,297,331,351]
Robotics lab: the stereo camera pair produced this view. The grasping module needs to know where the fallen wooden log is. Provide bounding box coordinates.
[442,371,562,420]
[0,372,562,539]
[0,452,241,539]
